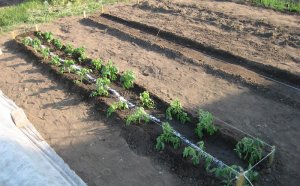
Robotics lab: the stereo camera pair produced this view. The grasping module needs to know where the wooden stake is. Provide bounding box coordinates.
[101,5,104,14]
[0,48,3,56]
[236,173,245,186]
[83,11,86,18]
[137,0,140,4]
[268,146,276,167]
[35,24,39,32]
[11,31,15,39]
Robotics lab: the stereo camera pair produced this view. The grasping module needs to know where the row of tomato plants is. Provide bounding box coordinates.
[20,31,266,185]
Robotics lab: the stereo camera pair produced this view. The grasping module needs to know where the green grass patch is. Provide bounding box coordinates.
[0,0,127,33]
[251,0,300,12]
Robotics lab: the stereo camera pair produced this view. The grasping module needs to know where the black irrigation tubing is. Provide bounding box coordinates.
[100,13,300,91]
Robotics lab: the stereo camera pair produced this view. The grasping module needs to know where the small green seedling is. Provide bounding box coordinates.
[235,137,264,165]
[91,77,111,97]
[195,109,217,139]
[107,100,129,117]
[64,44,74,55]
[156,122,180,150]
[31,38,42,50]
[91,59,103,71]
[60,60,75,74]
[22,37,31,46]
[38,47,50,59]
[72,47,86,62]
[139,91,155,109]
[53,39,63,50]
[101,60,118,81]
[43,32,53,43]
[183,141,205,165]
[120,70,135,89]
[75,67,92,83]
[50,55,61,66]
[126,107,149,125]
[211,165,241,186]
[166,99,190,124]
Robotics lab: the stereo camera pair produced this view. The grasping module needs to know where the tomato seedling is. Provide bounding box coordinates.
[43,31,53,43]
[107,100,129,117]
[60,60,75,74]
[91,77,111,97]
[126,107,149,125]
[72,47,86,63]
[50,55,61,66]
[195,109,217,139]
[156,122,180,150]
[91,59,103,71]
[183,141,205,165]
[64,44,74,55]
[120,70,135,89]
[53,39,63,50]
[139,91,155,109]
[235,137,264,165]
[38,47,50,59]
[75,67,92,83]
[101,60,118,81]
[166,99,190,124]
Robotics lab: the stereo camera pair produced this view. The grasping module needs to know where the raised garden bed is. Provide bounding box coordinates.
[15,31,275,186]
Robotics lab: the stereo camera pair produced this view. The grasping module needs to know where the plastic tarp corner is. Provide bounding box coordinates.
[0,90,86,186]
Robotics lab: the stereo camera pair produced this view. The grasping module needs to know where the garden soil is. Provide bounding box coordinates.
[0,0,300,185]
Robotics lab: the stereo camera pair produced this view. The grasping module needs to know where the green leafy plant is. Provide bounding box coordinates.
[156,122,180,150]
[53,38,63,50]
[195,109,217,139]
[166,99,190,124]
[91,59,103,71]
[75,67,92,83]
[50,55,61,66]
[91,77,111,97]
[235,137,264,165]
[31,38,42,50]
[43,31,53,43]
[120,70,135,89]
[140,91,155,109]
[126,107,149,125]
[101,60,118,81]
[72,47,86,62]
[107,100,129,117]
[211,165,241,186]
[183,141,205,165]
[38,47,50,59]
[60,60,75,74]
[64,44,74,55]
[22,37,31,46]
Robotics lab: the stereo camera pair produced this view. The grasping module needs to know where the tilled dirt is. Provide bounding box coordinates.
[106,0,300,78]
[0,0,300,185]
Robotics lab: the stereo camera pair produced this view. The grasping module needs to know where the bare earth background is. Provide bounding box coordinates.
[0,0,300,185]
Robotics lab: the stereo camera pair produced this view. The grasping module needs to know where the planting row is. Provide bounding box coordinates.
[17,31,274,185]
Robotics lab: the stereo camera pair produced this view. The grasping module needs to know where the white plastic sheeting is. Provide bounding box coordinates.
[0,90,86,186]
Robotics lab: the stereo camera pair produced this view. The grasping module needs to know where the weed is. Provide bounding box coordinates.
[60,59,75,73]
[72,47,86,62]
[53,38,63,50]
[195,109,217,139]
[126,107,149,125]
[140,91,155,109]
[75,67,92,83]
[107,100,129,117]
[183,141,205,165]
[101,60,118,81]
[120,70,135,89]
[166,99,190,124]
[91,77,111,97]
[156,122,180,150]
[91,59,103,71]
[235,137,264,165]
[43,31,53,43]
[50,55,61,66]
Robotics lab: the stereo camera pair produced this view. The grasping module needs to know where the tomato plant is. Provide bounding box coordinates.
[139,91,155,109]
[101,60,118,81]
[183,141,205,165]
[50,55,61,66]
[195,109,217,139]
[38,47,50,59]
[235,137,264,165]
[43,31,53,43]
[91,77,111,97]
[166,99,190,124]
[72,47,86,63]
[156,122,180,150]
[91,59,103,71]
[60,60,75,74]
[53,38,63,50]
[126,107,149,125]
[75,67,92,83]
[64,44,74,55]
[120,70,135,89]
[107,100,129,117]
